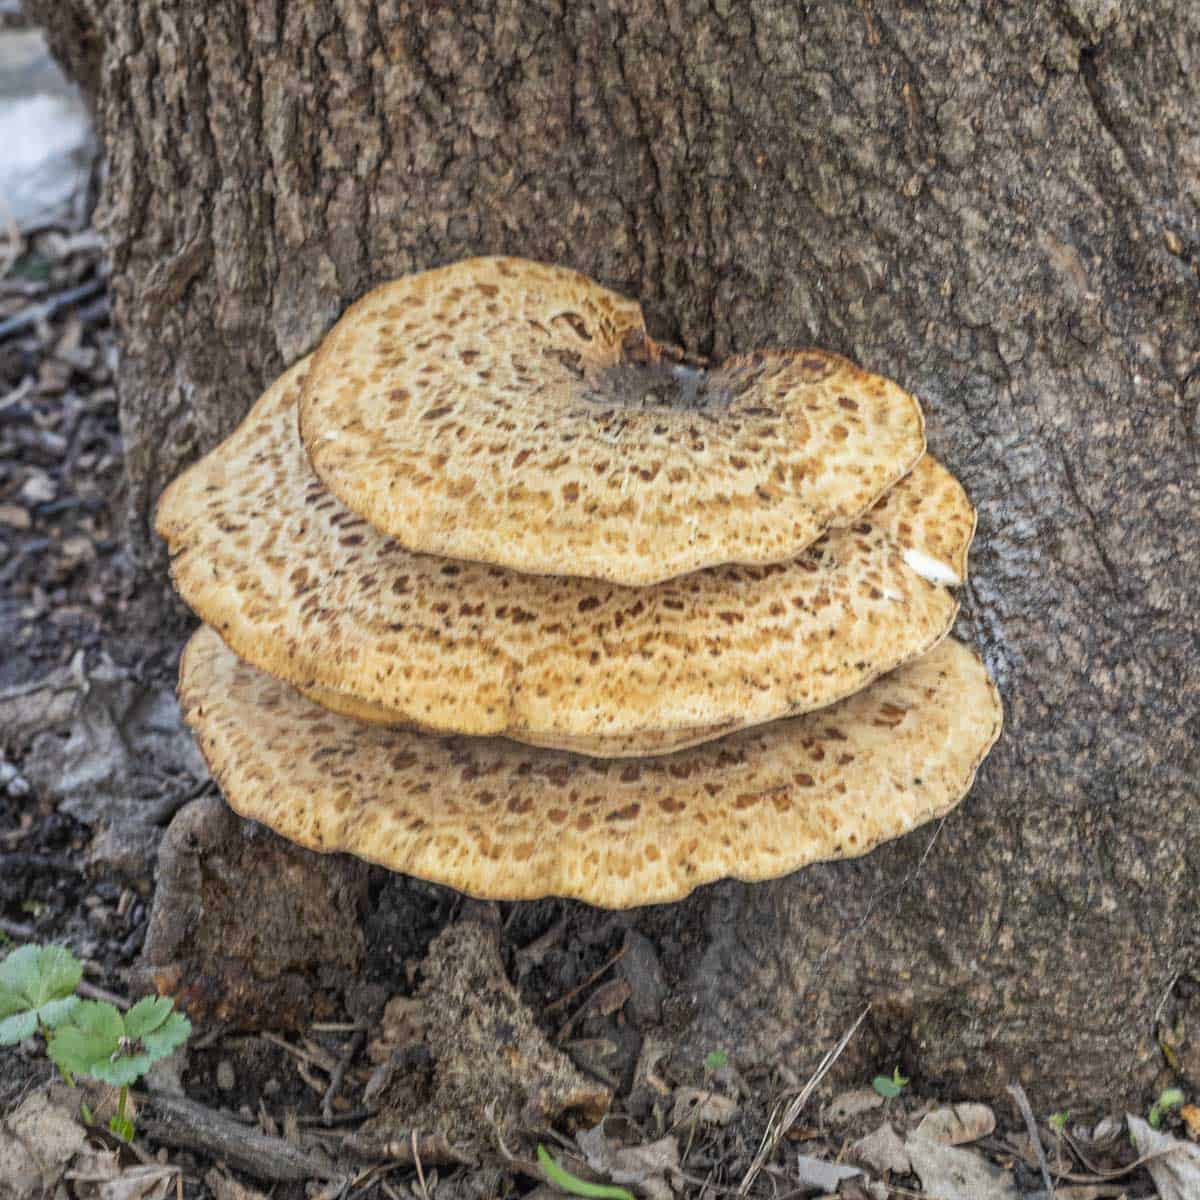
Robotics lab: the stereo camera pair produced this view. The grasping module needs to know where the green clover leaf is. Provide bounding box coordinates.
[0,944,82,1045]
[126,996,190,1059]
[47,996,191,1087]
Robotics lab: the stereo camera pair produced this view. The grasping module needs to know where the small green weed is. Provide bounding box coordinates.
[872,1065,909,1099]
[0,943,191,1142]
[1148,1087,1185,1129]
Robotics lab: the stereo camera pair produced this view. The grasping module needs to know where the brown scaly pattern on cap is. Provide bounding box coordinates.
[297,257,927,586]
[871,455,977,585]
[179,628,1003,908]
[293,679,748,758]
[157,360,968,756]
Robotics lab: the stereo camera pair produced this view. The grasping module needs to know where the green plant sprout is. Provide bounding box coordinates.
[536,1144,635,1200]
[0,944,82,1044]
[872,1066,909,1099]
[0,943,191,1142]
[704,1048,729,1072]
[1148,1087,1185,1129]
[1048,1110,1069,1134]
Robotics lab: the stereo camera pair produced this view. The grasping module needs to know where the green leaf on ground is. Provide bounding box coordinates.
[537,1144,636,1200]
[0,944,83,1044]
[873,1066,910,1098]
[1149,1088,1186,1129]
[47,996,191,1087]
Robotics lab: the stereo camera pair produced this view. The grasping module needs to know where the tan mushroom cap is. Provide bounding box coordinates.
[298,256,927,586]
[157,360,970,756]
[180,627,1003,908]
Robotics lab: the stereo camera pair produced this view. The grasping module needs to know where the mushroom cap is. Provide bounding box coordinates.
[156,361,970,756]
[179,627,1003,908]
[298,257,926,586]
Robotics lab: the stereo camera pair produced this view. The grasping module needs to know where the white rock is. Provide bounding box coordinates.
[0,31,96,231]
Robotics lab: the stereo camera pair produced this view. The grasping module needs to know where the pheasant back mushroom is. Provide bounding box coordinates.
[180,627,1002,908]
[298,257,927,586]
[157,361,970,756]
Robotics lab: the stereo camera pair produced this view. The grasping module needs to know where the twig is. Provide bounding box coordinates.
[300,1109,372,1128]
[0,277,105,342]
[1004,1130,1173,1185]
[261,1031,337,1073]
[737,1005,870,1196]
[1008,1083,1055,1197]
[0,376,33,411]
[322,1028,366,1124]
[137,1091,338,1181]
[296,1061,328,1097]
[411,1129,430,1200]
[0,916,36,940]
[545,942,628,1013]
[78,979,131,1009]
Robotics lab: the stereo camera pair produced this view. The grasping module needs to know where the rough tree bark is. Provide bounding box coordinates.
[28,0,1199,1109]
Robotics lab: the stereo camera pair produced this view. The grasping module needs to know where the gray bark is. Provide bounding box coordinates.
[26,0,1200,1108]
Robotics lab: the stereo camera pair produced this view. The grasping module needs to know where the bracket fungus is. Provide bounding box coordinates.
[298,257,926,586]
[158,256,1002,907]
[157,361,971,756]
[179,627,1000,907]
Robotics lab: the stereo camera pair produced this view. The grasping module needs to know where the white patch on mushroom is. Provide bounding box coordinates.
[903,547,961,587]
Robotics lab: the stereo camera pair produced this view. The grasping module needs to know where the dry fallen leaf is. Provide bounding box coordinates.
[1128,1113,1200,1200]
[74,1162,179,1200]
[0,503,31,529]
[905,1135,1020,1200]
[1181,1103,1200,1140]
[205,1167,268,1200]
[913,1102,996,1145]
[0,1086,88,1196]
[825,1088,886,1124]
[849,1122,911,1176]
[794,1153,862,1192]
[671,1086,739,1127]
[576,1125,681,1200]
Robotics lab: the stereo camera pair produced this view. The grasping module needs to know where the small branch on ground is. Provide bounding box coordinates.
[0,277,105,342]
[137,1091,340,1181]
[1008,1083,1055,1197]
[323,1028,366,1125]
[737,1005,870,1195]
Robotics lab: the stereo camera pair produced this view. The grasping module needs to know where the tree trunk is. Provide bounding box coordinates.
[28,0,1200,1109]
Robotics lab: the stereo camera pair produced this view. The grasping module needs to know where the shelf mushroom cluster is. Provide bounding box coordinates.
[158,257,1002,908]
